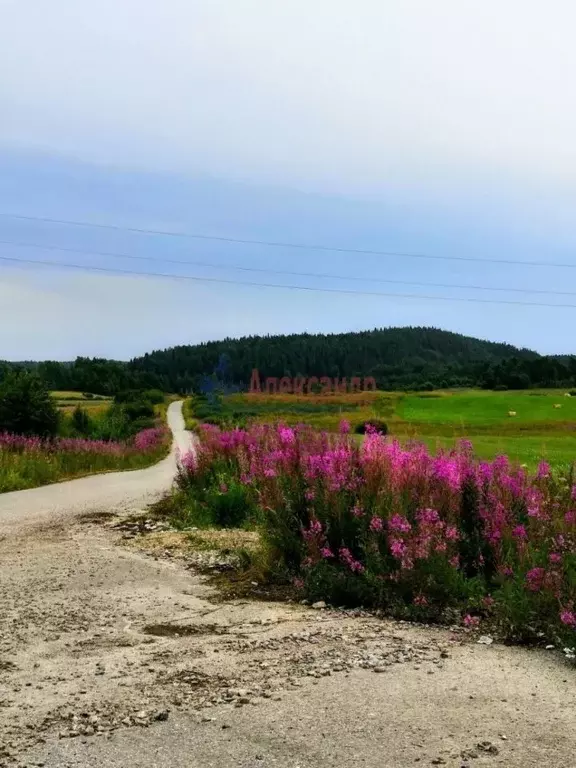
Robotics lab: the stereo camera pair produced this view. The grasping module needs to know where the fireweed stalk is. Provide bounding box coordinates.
[179,422,576,646]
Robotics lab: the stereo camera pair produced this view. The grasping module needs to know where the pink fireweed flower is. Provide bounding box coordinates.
[572,484,576,501]
[389,514,411,533]
[555,534,566,549]
[482,596,495,609]
[338,419,351,434]
[219,482,228,494]
[263,467,277,478]
[526,567,546,592]
[417,507,440,526]
[463,614,480,628]
[526,489,547,520]
[537,460,551,479]
[565,510,576,525]
[320,547,334,559]
[339,547,365,573]
[305,489,316,501]
[278,426,295,444]
[512,525,528,540]
[560,610,576,627]
[549,552,562,565]
[413,594,428,607]
[309,519,322,534]
[351,504,364,518]
[180,451,197,473]
[389,537,407,559]
[302,519,323,541]
[369,516,384,532]
[449,555,460,568]
[445,525,459,541]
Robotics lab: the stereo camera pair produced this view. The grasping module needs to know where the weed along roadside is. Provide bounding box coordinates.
[165,421,576,654]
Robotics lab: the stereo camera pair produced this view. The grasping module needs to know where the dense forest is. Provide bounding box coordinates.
[2,327,575,394]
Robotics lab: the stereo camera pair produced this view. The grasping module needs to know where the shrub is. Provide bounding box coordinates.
[180,423,576,647]
[114,389,146,404]
[71,405,93,436]
[175,455,255,528]
[354,419,388,435]
[0,371,59,437]
[82,392,95,399]
[143,389,165,405]
[122,400,155,422]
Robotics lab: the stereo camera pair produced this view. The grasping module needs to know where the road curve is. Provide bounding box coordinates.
[0,400,194,533]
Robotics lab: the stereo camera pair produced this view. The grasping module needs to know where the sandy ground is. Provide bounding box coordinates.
[1,405,575,767]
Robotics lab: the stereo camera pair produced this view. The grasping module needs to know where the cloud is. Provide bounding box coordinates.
[2,0,576,191]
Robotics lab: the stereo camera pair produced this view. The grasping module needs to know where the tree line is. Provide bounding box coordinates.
[2,327,575,394]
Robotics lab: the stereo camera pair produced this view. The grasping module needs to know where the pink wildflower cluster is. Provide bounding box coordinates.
[0,427,166,457]
[185,423,576,642]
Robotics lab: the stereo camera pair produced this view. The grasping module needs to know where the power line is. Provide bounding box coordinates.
[1,211,575,269]
[2,252,576,309]
[1,238,576,298]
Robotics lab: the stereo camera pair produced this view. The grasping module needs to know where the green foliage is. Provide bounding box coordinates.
[354,419,389,435]
[71,405,92,436]
[4,327,576,393]
[143,388,165,404]
[174,461,256,529]
[0,371,59,437]
[122,399,155,421]
[114,389,147,404]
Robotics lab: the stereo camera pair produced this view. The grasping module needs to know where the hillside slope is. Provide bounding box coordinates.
[130,326,539,391]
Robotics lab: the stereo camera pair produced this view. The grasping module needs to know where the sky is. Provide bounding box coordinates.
[1,0,576,360]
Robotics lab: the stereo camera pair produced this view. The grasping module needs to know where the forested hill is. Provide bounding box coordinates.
[5,327,574,393]
[129,327,546,392]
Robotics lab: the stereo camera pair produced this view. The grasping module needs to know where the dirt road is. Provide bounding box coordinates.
[0,400,192,533]
[1,406,575,767]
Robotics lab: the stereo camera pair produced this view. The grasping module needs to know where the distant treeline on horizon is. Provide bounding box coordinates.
[3,327,576,395]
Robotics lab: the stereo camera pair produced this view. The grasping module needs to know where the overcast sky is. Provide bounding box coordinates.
[1,0,576,359]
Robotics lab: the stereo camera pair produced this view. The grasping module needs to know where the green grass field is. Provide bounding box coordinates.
[189,389,576,469]
[50,391,112,414]
[398,390,576,426]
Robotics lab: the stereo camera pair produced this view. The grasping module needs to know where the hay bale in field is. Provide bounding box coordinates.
[565,392,572,397]
[553,403,562,409]
[508,410,517,417]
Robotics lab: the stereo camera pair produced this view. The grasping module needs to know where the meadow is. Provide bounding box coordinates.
[187,388,576,469]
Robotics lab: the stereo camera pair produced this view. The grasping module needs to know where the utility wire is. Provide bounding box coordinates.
[1,211,576,269]
[1,252,576,309]
[0,238,575,298]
